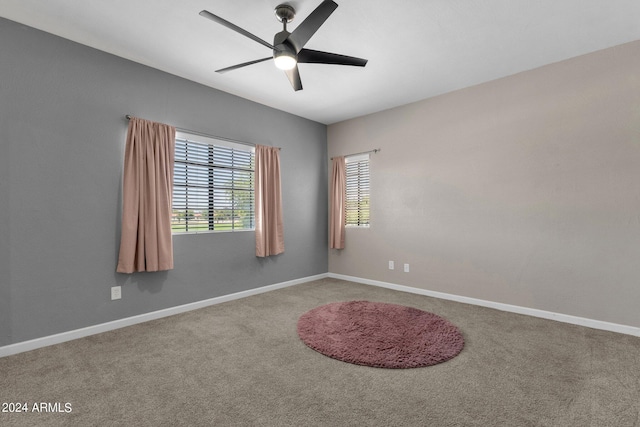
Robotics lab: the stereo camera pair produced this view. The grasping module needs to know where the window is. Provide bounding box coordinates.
[345,154,370,227]
[172,131,254,233]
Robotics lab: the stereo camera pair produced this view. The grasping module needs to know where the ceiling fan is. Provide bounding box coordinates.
[199,0,368,91]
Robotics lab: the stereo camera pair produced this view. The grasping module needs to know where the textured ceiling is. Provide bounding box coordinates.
[2,0,640,124]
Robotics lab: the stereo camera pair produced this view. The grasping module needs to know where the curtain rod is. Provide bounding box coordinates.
[125,115,280,150]
[331,148,380,160]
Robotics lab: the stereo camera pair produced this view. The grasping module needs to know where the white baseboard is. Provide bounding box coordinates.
[4,271,637,358]
[0,273,329,358]
[329,273,640,337]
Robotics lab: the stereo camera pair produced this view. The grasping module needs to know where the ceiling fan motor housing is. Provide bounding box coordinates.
[273,28,297,68]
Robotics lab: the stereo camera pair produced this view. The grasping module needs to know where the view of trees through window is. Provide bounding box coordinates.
[172,133,255,233]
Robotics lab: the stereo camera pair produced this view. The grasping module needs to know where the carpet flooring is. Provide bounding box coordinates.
[1,278,639,426]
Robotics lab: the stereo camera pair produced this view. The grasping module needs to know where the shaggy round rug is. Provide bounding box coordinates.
[297,301,464,368]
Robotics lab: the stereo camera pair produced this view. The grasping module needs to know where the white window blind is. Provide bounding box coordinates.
[345,153,370,227]
[172,131,254,233]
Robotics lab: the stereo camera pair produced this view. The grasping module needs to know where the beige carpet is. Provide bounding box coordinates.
[1,278,639,426]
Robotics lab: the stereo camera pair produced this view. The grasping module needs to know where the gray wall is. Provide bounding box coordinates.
[0,17,328,346]
[328,40,640,329]
[0,89,9,345]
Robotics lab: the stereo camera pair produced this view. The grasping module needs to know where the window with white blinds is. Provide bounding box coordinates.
[172,131,254,233]
[345,154,370,227]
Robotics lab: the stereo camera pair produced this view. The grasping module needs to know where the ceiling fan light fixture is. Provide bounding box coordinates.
[273,50,297,70]
[201,1,368,90]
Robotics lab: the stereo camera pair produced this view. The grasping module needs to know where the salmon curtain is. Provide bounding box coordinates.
[329,156,346,249]
[116,117,176,273]
[255,145,285,257]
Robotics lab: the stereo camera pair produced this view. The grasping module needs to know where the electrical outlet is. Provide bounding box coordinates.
[111,286,122,300]
[389,260,394,270]
[404,263,410,273]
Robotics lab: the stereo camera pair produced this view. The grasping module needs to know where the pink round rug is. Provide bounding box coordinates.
[297,301,464,368]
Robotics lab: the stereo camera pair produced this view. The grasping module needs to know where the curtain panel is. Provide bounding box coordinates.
[329,156,346,249]
[116,117,176,273]
[255,145,285,257]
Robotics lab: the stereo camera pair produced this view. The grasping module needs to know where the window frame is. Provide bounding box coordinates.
[344,153,370,228]
[172,131,255,234]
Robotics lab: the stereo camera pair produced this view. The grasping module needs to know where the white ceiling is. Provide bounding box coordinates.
[2,0,640,124]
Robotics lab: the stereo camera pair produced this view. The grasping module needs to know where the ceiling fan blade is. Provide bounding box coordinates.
[216,57,273,74]
[284,65,303,91]
[298,49,368,67]
[287,0,338,53]
[199,10,277,51]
